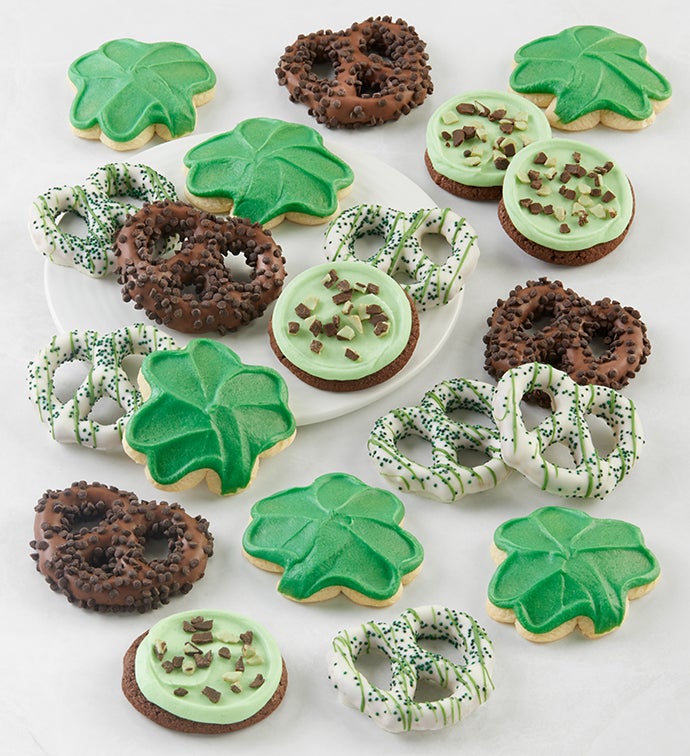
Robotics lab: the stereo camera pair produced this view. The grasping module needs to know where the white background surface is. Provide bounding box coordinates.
[1,1,688,754]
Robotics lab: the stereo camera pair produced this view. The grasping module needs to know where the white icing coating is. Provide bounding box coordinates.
[368,378,511,501]
[323,205,479,310]
[492,362,644,498]
[28,162,178,278]
[27,324,177,450]
[328,605,495,733]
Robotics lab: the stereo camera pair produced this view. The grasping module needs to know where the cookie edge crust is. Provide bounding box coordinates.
[122,631,288,733]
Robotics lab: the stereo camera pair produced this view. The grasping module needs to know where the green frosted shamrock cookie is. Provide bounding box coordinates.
[487,506,660,641]
[68,38,216,150]
[509,25,671,130]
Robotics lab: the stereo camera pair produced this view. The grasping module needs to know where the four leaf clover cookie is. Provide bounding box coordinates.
[123,339,296,495]
[509,25,672,130]
[183,118,354,227]
[68,38,216,150]
[242,472,424,605]
[487,506,660,641]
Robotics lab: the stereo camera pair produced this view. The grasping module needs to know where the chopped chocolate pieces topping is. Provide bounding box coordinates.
[182,621,196,633]
[174,688,189,697]
[345,348,360,361]
[295,302,312,319]
[602,190,616,203]
[456,102,476,115]
[235,657,245,672]
[194,650,213,668]
[559,223,571,234]
[191,631,214,644]
[240,631,253,645]
[310,339,323,354]
[230,684,242,694]
[172,656,183,668]
[332,290,353,305]
[191,618,214,631]
[249,674,265,689]
[534,151,548,165]
[183,642,201,656]
[202,686,221,704]
[309,319,323,337]
[161,660,174,673]
[288,321,300,335]
[218,646,232,659]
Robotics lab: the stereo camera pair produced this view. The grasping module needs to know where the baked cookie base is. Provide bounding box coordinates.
[122,631,288,733]
[424,150,503,201]
[497,194,635,266]
[268,294,420,392]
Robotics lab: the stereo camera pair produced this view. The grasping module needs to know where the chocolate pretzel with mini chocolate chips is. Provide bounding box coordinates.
[30,482,213,612]
[483,278,650,396]
[276,16,433,128]
[115,200,286,335]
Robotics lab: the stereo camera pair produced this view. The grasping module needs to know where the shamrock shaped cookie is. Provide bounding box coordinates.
[509,25,671,130]
[183,118,354,227]
[123,339,296,495]
[68,38,216,150]
[487,506,660,641]
[242,472,423,605]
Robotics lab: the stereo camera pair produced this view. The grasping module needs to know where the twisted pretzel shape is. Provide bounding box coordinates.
[493,362,644,498]
[30,481,213,612]
[277,16,433,128]
[27,324,177,450]
[328,605,495,732]
[368,377,510,502]
[324,205,480,310]
[29,163,178,277]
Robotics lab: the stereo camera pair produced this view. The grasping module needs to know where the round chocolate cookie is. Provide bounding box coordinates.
[122,610,287,733]
[424,90,551,201]
[276,16,433,128]
[268,261,419,392]
[498,137,635,265]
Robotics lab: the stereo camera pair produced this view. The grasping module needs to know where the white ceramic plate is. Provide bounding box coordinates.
[44,134,468,425]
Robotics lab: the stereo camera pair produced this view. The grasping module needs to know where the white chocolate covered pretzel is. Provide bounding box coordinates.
[27,324,177,450]
[323,205,479,310]
[29,163,177,278]
[368,378,511,502]
[328,605,495,733]
[492,362,644,498]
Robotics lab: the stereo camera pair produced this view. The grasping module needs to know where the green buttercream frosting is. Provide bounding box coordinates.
[510,26,672,123]
[134,609,282,724]
[183,118,354,225]
[502,137,633,252]
[271,261,412,381]
[488,507,660,636]
[68,38,216,142]
[426,90,551,187]
[243,472,424,602]
[125,339,295,494]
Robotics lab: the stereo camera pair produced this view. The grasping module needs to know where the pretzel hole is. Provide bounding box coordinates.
[355,646,393,691]
[414,677,454,703]
[352,232,385,261]
[143,536,172,562]
[456,448,494,469]
[56,211,88,239]
[585,414,617,456]
[88,396,125,425]
[582,331,613,358]
[519,399,553,431]
[419,233,452,267]
[396,433,434,468]
[541,442,578,468]
[446,406,494,430]
[355,72,384,98]
[309,58,336,83]
[523,310,556,333]
[52,360,92,403]
[363,38,393,65]
[121,354,145,385]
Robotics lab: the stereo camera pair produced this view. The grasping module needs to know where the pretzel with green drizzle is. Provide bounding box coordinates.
[493,362,644,498]
[27,324,177,450]
[328,605,495,732]
[367,377,511,502]
[29,163,178,278]
[323,205,479,310]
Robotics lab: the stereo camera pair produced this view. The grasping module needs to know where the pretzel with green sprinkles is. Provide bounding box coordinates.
[27,324,177,450]
[323,205,480,310]
[367,377,511,501]
[493,362,644,498]
[328,605,495,733]
[28,162,178,278]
